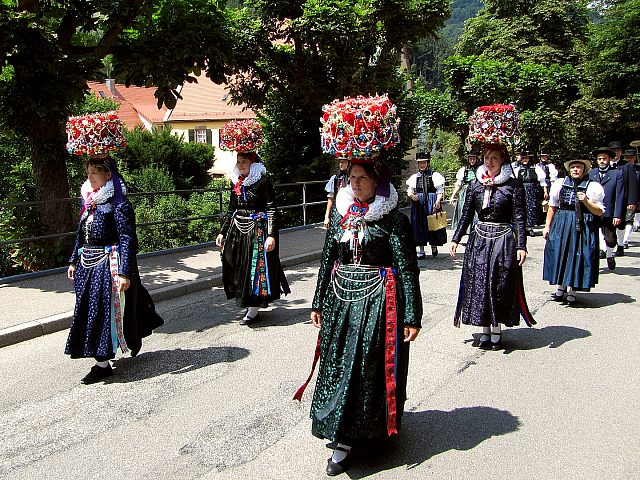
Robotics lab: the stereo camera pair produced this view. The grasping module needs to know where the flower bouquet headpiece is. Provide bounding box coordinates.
[66,111,126,157]
[467,103,520,148]
[320,94,400,160]
[219,119,263,152]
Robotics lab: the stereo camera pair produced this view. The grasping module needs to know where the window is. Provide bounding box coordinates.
[188,127,212,144]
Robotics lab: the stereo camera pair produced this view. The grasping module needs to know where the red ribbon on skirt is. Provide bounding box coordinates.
[383,267,398,436]
[293,267,399,437]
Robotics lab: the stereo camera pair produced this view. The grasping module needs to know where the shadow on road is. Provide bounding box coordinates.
[566,291,636,308]
[501,325,591,354]
[107,346,250,383]
[347,406,521,478]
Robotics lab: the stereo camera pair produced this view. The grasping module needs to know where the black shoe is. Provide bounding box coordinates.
[239,313,261,326]
[550,291,565,302]
[431,246,438,257]
[326,449,350,476]
[417,252,426,260]
[130,345,141,358]
[478,335,492,349]
[81,364,113,384]
[599,250,606,259]
[616,245,625,257]
[566,293,577,306]
[607,257,616,270]
[624,243,629,249]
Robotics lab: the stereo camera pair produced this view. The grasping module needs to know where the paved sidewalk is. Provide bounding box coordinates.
[0,225,328,348]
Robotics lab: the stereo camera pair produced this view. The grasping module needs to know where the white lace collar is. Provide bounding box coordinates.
[475,164,513,186]
[229,162,267,186]
[80,179,127,205]
[335,184,398,222]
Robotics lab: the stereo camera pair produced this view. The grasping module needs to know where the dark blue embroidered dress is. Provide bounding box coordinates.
[65,193,163,360]
[543,178,603,291]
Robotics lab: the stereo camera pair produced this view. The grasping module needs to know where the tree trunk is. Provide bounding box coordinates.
[28,118,74,240]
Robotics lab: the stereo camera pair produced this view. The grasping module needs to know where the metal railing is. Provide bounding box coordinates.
[0,180,329,247]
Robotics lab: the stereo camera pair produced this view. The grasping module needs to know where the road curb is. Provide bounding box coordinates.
[0,251,321,349]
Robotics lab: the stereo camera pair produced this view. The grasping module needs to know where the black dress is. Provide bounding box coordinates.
[310,201,422,445]
[452,172,535,328]
[66,193,163,359]
[219,173,289,308]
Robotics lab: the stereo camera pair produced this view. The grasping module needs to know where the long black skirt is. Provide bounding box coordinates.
[454,222,535,328]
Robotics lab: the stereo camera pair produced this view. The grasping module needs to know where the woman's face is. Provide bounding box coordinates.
[338,159,349,171]
[569,162,585,179]
[87,165,112,190]
[350,164,377,202]
[236,153,253,176]
[468,155,478,166]
[483,148,505,175]
[521,155,530,165]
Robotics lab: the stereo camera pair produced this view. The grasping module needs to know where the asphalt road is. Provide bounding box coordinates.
[1,233,639,480]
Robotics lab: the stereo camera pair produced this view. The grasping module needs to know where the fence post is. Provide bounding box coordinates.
[218,188,223,221]
[302,183,307,226]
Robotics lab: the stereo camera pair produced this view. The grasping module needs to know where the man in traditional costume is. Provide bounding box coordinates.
[323,157,350,227]
[215,119,289,325]
[589,147,625,270]
[65,112,164,384]
[294,95,422,476]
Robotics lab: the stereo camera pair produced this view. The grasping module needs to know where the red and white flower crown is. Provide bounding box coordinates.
[66,111,126,157]
[219,119,264,152]
[467,103,520,147]
[320,94,400,159]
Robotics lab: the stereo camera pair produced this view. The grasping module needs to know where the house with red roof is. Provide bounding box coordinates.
[87,73,255,175]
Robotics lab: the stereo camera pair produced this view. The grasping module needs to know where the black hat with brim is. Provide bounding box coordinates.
[593,147,616,158]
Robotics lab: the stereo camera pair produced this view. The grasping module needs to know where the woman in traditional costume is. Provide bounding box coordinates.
[513,151,547,236]
[65,112,164,384]
[450,104,535,351]
[294,95,422,476]
[406,152,446,257]
[543,157,604,305]
[450,147,481,233]
[215,119,289,325]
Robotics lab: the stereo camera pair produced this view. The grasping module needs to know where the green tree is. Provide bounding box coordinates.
[225,0,450,182]
[455,0,590,66]
[0,0,230,241]
[583,0,640,139]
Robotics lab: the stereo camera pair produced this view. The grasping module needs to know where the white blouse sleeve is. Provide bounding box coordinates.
[432,172,446,194]
[406,174,417,195]
[587,181,605,211]
[325,175,337,197]
[536,164,547,186]
[455,167,465,187]
[548,179,563,207]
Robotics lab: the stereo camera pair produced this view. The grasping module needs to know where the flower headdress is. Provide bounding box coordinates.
[66,111,126,157]
[320,94,400,160]
[219,119,263,152]
[467,103,520,149]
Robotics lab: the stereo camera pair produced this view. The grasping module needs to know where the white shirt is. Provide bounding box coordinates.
[548,177,605,214]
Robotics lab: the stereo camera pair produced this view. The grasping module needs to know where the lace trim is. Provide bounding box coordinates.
[229,162,267,187]
[335,184,398,222]
[475,164,513,186]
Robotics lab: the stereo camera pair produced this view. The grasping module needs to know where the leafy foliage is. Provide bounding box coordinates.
[225,0,451,184]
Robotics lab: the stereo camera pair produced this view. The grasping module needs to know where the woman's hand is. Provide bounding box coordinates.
[117,275,130,292]
[323,215,330,228]
[517,249,527,267]
[215,234,224,248]
[404,326,420,342]
[449,242,458,258]
[449,196,456,204]
[543,226,550,240]
[310,310,322,328]
[265,236,276,252]
[67,264,76,280]
[409,193,419,202]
